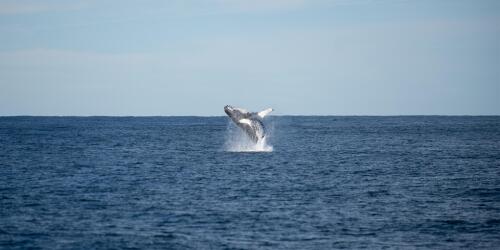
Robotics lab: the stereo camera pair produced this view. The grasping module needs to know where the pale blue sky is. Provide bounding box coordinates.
[0,0,498,115]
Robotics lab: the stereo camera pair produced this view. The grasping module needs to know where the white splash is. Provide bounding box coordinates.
[224,122,273,152]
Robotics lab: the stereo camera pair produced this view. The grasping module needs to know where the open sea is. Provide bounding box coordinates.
[1,116,499,249]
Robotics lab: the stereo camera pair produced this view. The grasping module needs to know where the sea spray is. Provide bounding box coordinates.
[224,121,273,152]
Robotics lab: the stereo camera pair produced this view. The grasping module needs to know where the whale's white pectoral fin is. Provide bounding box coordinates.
[239,118,252,126]
[257,108,273,119]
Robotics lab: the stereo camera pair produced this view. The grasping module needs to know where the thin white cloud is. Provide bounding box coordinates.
[211,0,307,11]
[0,0,85,15]
[208,0,406,12]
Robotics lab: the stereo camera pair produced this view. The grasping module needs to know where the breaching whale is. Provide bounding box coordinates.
[224,105,273,143]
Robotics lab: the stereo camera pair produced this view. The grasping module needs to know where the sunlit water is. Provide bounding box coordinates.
[1,116,499,249]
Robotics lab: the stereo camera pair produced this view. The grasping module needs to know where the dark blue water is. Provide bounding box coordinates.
[1,116,499,249]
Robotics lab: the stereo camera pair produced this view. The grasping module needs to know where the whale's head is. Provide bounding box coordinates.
[224,105,234,116]
[224,105,250,121]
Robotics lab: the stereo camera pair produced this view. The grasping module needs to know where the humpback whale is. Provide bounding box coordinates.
[224,105,273,143]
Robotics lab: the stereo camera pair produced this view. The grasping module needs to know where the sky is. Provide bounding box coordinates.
[0,0,498,116]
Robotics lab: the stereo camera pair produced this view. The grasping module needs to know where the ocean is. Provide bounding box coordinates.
[1,116,499,249]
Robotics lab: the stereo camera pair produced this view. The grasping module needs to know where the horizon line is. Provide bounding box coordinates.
[1,114,499,117]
